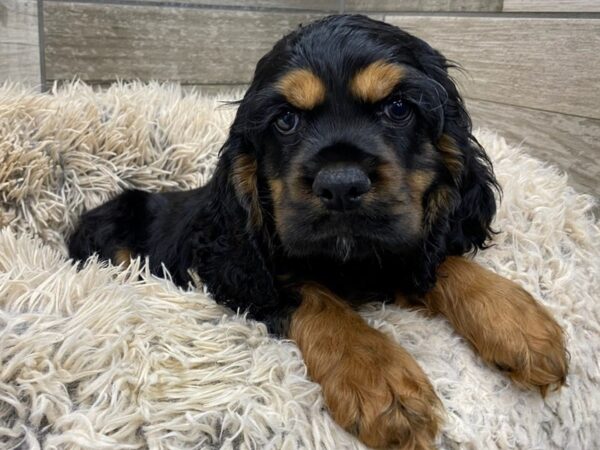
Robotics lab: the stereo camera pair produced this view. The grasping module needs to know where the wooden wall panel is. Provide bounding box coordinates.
[40,1,600,199]
[44,2,320,85]
[0,0,41,86]
[345,0,502,12]
[136,0,340,11]
[385,15,600,119]
[504,0,600,12]
[468,99,600,197]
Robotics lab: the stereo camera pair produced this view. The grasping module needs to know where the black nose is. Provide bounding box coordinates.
[312,166,371,211]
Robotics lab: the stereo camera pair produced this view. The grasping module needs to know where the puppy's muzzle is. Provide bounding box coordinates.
[312,165,371,211]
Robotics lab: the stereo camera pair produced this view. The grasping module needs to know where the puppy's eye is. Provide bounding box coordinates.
[382,98,411,124]
[274,111,300,135]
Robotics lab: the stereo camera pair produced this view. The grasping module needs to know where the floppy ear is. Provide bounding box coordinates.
[413,130,497,295]
[194,132,286,331]
[220,134,265,234]
[436,132,498,255]
[407,43,499,292]
[415,42,499,251]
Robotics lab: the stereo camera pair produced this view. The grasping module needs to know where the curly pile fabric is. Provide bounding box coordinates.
[1,82,598,449]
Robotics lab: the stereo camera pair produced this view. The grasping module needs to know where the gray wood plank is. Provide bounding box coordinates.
[0,0,41,86]
[504,0,600,12]
[385,15,600,119]
[125,0,340,11]
[344,0,502,12]
[44,2,322,85]
[468,98,600,198]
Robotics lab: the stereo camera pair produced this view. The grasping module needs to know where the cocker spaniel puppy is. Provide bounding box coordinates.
[69,15,568,450]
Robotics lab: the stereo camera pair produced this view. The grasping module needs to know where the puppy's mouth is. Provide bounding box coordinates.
[277,209,421,262]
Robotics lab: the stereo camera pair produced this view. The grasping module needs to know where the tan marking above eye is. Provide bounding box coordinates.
[350,61,406,103]
[276,68,326,110]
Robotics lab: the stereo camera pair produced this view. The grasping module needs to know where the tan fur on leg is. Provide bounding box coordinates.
[420,257,568,395]
[290,283,441,450]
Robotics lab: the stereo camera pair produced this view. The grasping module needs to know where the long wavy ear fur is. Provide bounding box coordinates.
[193,132,287,331]
[406,40,500,292]
[222,135,265,233]
[444,136,498,254]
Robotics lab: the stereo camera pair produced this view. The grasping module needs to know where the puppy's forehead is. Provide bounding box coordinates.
[270,17,426,109]
[275,59,406,110]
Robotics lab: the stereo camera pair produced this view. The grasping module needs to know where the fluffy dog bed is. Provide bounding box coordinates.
[1,82,598,450]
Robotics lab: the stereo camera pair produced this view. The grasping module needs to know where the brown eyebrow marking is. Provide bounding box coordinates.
[350,61,406,103]
[276,68,326,110]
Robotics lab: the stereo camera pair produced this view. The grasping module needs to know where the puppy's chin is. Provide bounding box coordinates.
[282,235,371,262]
[278,216,423,263]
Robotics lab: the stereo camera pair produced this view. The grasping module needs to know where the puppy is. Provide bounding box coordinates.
[69,15,568,449]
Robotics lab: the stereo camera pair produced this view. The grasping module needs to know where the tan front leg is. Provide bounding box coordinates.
[416,257,568,395]
[290,283,441,450]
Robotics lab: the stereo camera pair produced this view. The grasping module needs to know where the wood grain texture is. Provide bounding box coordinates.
[385,15,600,119]
[128,0,340,11]
[44,2,321,84]
[345,0,502,12]
[504,0,600,12]
[0,0,41,86]
[468,99,600,198]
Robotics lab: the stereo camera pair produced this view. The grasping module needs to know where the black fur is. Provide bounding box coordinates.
[68,15,499,335]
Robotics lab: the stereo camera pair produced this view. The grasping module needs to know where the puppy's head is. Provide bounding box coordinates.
[219,15,498,286]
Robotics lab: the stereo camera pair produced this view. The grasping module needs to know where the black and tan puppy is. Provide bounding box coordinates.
[69,15,568,449]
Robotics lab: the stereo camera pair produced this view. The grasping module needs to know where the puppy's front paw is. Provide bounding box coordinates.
[290,284,441,449]
[483,284,568,395]
[426,257,568,396]
[320,337,441,450]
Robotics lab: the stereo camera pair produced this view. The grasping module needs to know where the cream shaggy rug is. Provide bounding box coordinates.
[1,82,599,450]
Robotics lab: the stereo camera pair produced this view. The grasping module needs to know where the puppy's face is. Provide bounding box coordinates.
[228,15,496,266]
[263,63,441,261]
